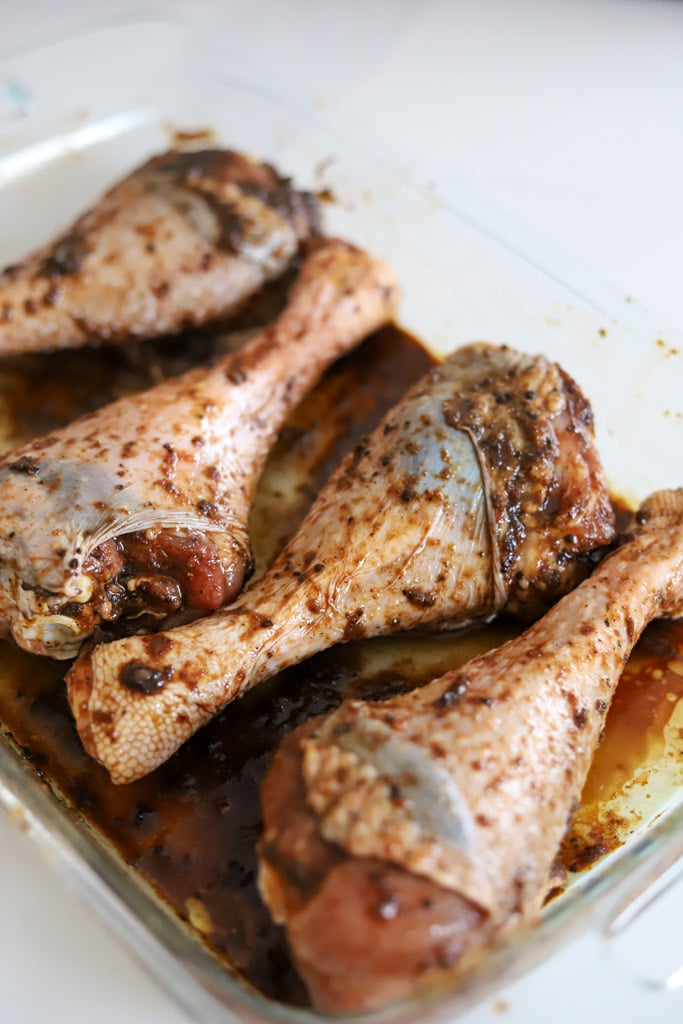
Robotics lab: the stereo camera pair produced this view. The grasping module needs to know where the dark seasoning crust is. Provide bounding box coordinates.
[0,147,319,352]
[142,149,321,257]
[0,323,681,1006]
[443,351,614,616]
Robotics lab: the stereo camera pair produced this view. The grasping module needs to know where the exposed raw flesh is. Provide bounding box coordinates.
[258,489,683,1012]
[0,239,398,657]
[67,343,615,782]
[0,148,318,356]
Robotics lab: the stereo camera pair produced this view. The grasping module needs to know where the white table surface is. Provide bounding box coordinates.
[1,2,682,1022]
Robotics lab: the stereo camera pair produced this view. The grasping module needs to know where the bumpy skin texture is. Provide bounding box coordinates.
[442,346,613,616]
[0,148,318,356]
[67,344,615,783]
[258,489,683,1013]
[0,239,398,657]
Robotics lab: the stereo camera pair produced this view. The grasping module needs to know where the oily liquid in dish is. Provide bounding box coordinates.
[0,326,681,1006]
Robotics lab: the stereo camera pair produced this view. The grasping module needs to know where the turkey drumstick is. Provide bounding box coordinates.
[0,148,318,356]
[67,343,615,782]
[258,489,683,1013]
[0,238,398,657]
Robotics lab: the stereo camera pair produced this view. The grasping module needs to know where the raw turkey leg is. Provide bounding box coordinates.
[0,238,397,656]
[0,148,318,356]
[258,489,683,1013]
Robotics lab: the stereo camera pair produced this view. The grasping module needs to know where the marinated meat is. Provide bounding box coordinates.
[0,148,318,356]
[67,344,615,782]
[258,489,683,1012]
[0,239,398,657]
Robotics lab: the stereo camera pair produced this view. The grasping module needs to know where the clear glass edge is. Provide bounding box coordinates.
[0,14,681,1024]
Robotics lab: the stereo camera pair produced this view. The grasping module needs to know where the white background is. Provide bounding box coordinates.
[1,2,682,1023]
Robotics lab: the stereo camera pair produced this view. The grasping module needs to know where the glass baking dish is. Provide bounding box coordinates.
[1,16,682,1024]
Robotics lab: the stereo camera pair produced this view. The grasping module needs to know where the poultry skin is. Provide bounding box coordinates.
[0,239,399,657]
[258,489,683,1013]
[67,343,615,782]
[0,148,318,356]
